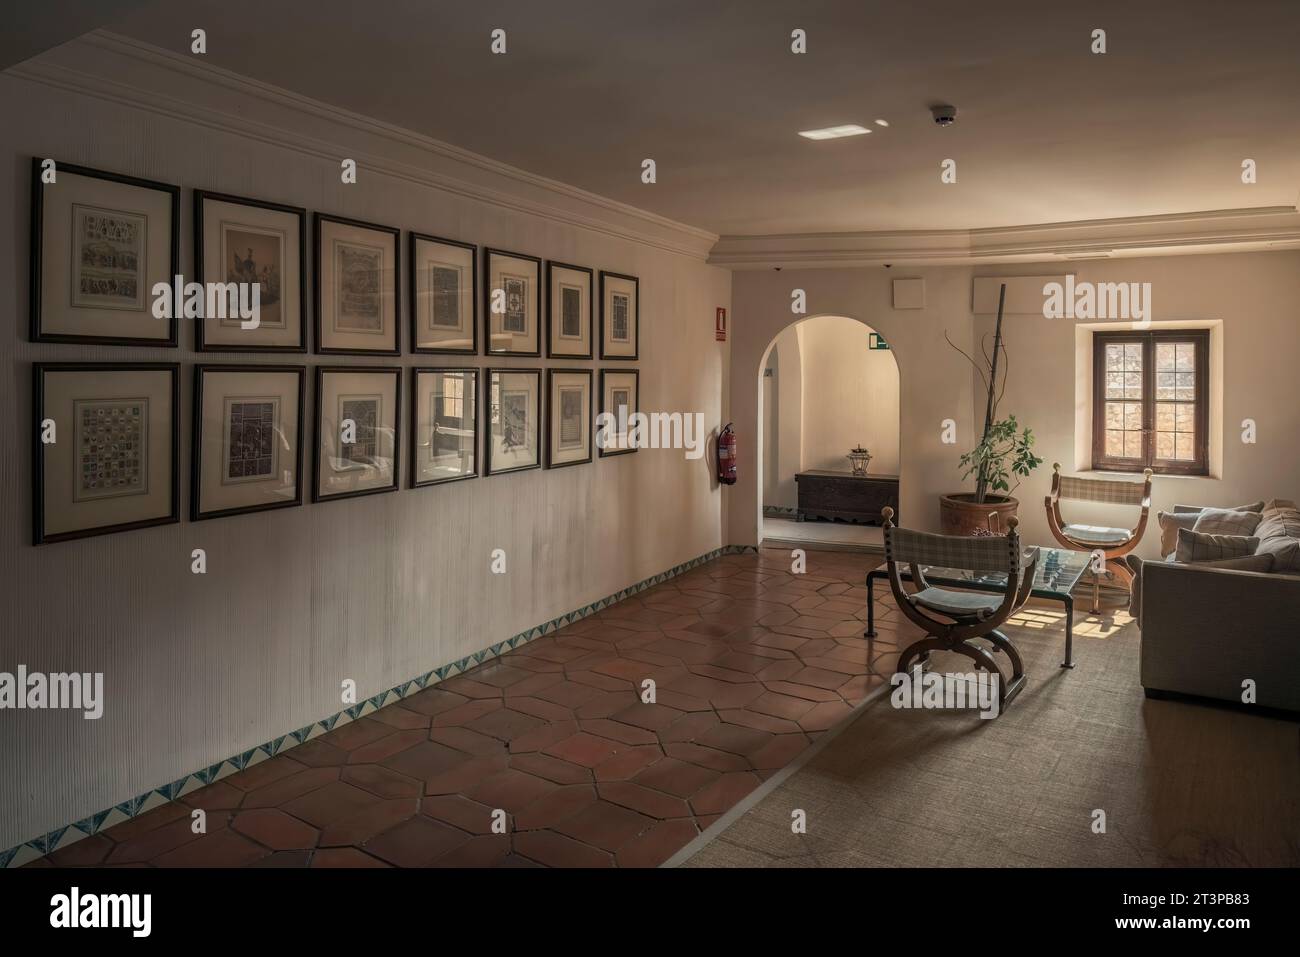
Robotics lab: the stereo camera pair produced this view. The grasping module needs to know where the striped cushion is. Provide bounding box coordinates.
[1157,511,1199,557]
[1192,507,1263,537]
[885,526,1020,574]
[1174,528,1259,563]
[1059,474,1147,505]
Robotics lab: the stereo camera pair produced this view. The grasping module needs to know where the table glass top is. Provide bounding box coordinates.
[914,547,1092,599]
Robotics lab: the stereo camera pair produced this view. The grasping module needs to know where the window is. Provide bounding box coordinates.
[1092,330,1208,476]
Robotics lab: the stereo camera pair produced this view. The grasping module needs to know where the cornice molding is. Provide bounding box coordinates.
[7,31,719,261]
[709,206,1300,269]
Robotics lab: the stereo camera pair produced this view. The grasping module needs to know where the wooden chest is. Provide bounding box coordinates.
[794,470,900,525]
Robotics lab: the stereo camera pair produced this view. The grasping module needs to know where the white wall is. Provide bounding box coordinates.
[0,39,730,851]
[796,316,900,475]
[761,324,802,508]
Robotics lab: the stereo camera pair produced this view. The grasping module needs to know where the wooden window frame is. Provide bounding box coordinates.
[1091,330,1209,476]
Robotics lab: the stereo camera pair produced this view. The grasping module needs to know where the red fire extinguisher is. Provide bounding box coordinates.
[717,423,737,486]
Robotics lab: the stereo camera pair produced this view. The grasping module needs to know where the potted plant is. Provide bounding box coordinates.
[940,284,1044,535]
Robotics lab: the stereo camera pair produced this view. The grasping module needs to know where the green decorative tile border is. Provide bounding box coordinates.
[1,544,757,868]
[762,506,798,518]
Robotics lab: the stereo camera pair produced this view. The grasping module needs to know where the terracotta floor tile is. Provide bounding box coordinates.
[632,758,720,799]
[153,828,268,867]
[469,768,557,813]
[431,698,504,727]
[543,732,623,768]
[283,737,349,767]
[718,708,803,735]
[310,847,391,868]
[762,680,841,703]
[534,680,604,708]
[467,663,536,689]
[252,850,311,867]
[579,718,660,746]
[598,781,692,820]
[611,702,684,732]
[749,733,813,770]
[346,728,427,764]
[592,745,664,782]
[420,795,501,835]
[508,751,592,786]
[573,690,641,719]
[437,676,506,699]
[47,834,114,867]
[180,780,244,811]
[698,722,773,757]
[567,669,633,692]
[658,711,720,744]
[428,725,509,756]
[100,801,190,843]
[749,691,818,721]
[555,800,655,852]
[364,817,469,867]
[514,830,614,868]
[508,718,581,754]
[401,688,470,717]
[242,766,340,808]
[231,808,319,850]
[798,700,855,732]
[106,817,204,864]
[370,704,432,730]
[423,755,510,795]
[223,756,307,793]
[503,696,577,722]
[617,819,700,868]
[788,666,852,691]
[322,717,397,752]
[653,688,712,712]
[381,740,467,782]
[432,834,513,867]
[663,741,749,772]
[467,707,546,742]
[319,798,419,846]
[281,781,380,828]
[514,784,599,830]
[690,771,762,816]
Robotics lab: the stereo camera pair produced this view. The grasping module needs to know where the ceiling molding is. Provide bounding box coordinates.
[6,31,720,261]
[709,206,1300,269]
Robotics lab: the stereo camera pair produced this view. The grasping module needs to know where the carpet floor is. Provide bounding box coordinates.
[682,598,1300,867]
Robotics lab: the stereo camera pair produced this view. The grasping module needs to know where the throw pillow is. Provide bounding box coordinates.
[1172,501,1263,514]
[1175,528,1259,563]
[1192,507,1264,537]
[1157,511,1199,557]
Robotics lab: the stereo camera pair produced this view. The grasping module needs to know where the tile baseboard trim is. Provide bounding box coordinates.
[1,543,758,868]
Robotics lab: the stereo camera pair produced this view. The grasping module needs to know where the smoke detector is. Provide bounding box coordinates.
[930,104,957,127]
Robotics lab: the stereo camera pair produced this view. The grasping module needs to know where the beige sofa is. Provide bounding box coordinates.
[1134,499,1300,713]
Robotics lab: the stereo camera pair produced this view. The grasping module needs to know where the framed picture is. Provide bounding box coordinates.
[598,368,639,457]
[33,363,179,544]
[599,270,639,360]
[411,368,478,487]
[546,369,593,468]
[486,368,541,475]
[313,367,401,501]
[314,213,400,355]
[30,159,179,346]
[484,248,541,356]
[192,365,305,521]
[195,190,306,352]
[410,233,477,354]
[546,261,593,359]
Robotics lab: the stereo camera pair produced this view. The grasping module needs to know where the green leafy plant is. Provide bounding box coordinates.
[958,415,1043,502]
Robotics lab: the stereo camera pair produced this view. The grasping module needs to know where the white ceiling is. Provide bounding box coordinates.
[99,0,1300,236]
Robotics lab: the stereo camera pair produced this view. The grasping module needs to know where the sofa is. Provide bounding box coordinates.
[1131,498,1300,713]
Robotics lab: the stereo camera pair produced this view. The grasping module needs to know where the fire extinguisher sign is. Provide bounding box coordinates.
[715,307,727,342]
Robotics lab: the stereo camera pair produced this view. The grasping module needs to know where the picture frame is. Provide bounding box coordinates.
[546,261,594,359]
[410,232,478,354]
[598,368,639,457]
[33,362,180,544]
[484,248,541,357]
[410,367,479,488]
[599,270,639,360]
[30,159,180,347]
[314,213,401,355]
[546,369,593,468]
[194,190,307,352]
[485,368,542,475]
[192,365,305,521]
[313,366,402,501]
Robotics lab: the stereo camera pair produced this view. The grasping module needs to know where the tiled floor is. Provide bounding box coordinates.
[33,548,913,868]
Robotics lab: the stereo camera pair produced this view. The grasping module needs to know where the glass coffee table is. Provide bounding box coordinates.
[865,547,1092,668]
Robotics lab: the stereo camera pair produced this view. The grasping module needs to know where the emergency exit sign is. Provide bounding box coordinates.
[869,332,889,350]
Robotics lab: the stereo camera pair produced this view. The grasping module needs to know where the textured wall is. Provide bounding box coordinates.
[0,40,730,850]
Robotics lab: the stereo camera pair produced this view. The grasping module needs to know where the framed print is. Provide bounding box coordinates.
[314,213,400,355]
[598,368,639,457]
[411,233,477,354]
[192,365,305,521]
[486,368,541,475]
[484,248,541,356]
[599,270,639,360]
[313,367,401,501]
[33,363,179,544]
[411,368,478,487]
[195,190,306,352]
[30,159,179,346]
[546,261,593,359]
[546,369,593,468]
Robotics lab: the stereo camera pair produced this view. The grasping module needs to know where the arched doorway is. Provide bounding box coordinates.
[757,315,901,550]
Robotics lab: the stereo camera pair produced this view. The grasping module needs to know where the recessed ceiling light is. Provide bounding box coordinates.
[798,124,871,140]
[874,119,889,127]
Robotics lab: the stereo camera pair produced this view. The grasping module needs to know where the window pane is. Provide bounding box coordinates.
[1175,343,1195,371]
[1123,372,1141,398]
[1105,401,1124,429]
[1156,431,1174,458]
[1175,372,1195,400]
[1155,372,1175,400]
[1155,403,1175,431]
[1123,402,1142,431]
[1105,372,1124,399]
[1175,403,1193,432]
[1105,430,1125,457]
[1124,343,1142,371]
[1123,431,1141,458]
[1106,345,1123,371]
[1174,433,1193,460]
[1156,343,1176,371]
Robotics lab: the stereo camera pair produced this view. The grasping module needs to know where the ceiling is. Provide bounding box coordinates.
[76,0,1300,235]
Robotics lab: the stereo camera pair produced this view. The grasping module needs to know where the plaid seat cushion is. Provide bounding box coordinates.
[1059,474,1147,505]
[1175,528,1259,563]
[1192,507,1264,537]
[1062,523,1131,546]
[910,587,1003,620]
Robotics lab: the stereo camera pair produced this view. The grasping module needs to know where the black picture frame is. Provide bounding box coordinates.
[485,367,543,476]
[30,159,180,347]
[314,213,401,356]
[598,270,640,361]
[483,247,543,358]
[409,367,480,488]
[191,364,306,521]
[194,189,308,353]
[33,362,181,544]
[546,260,594,360]
[545,368,593,469]
[598,368,640,457]
[312,366,403,502]
[409,232,478,355]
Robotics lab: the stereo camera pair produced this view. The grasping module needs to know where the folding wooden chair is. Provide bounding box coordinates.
[1044,464,1152,612]
[882,507,1039,710]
